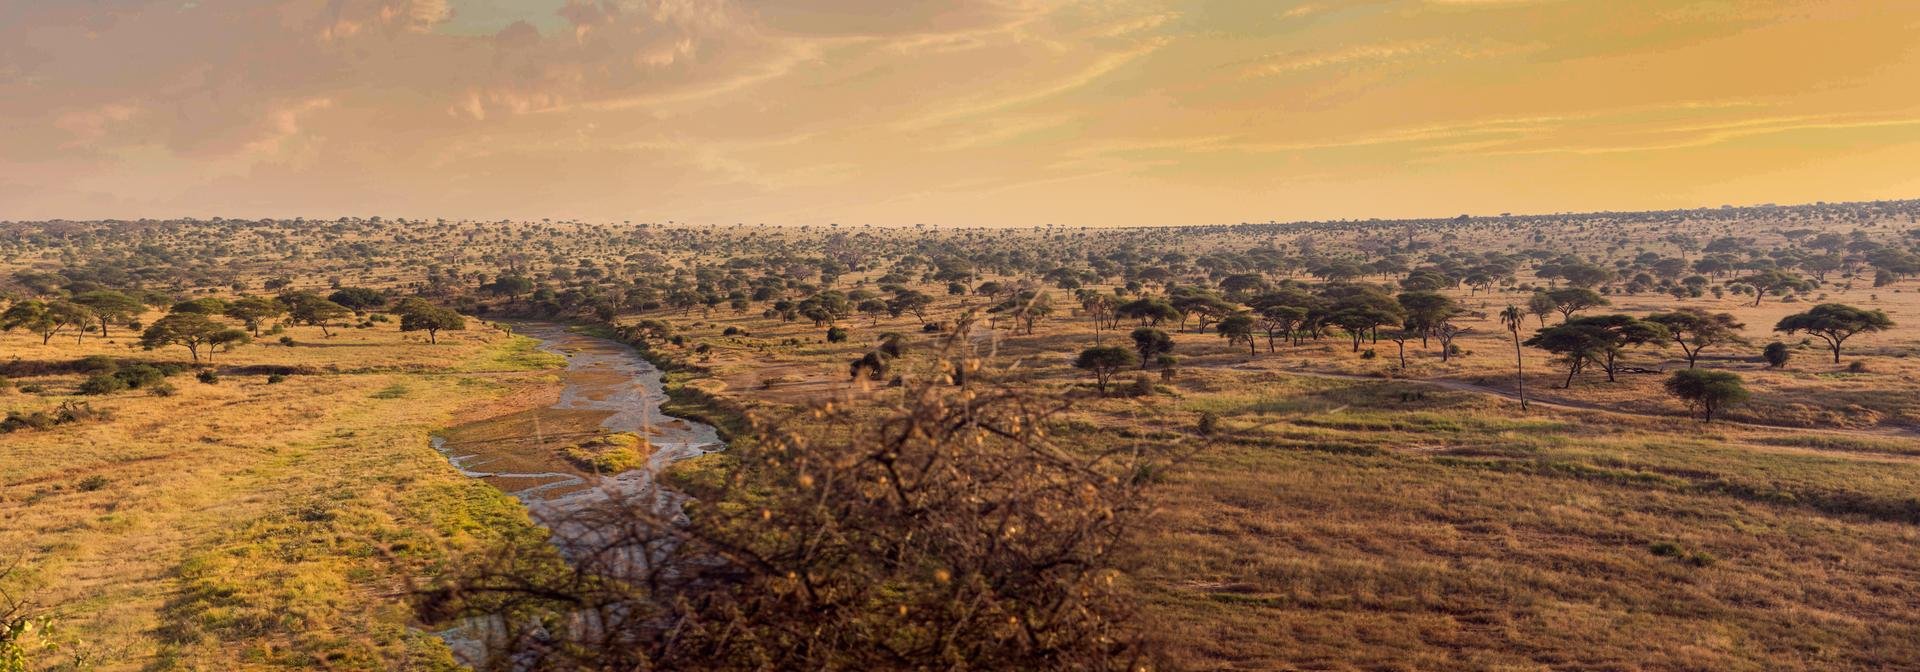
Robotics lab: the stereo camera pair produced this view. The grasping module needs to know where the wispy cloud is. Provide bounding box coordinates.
[4,0,1920,225]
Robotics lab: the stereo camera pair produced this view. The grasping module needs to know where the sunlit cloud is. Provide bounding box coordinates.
[2,0,1920,224]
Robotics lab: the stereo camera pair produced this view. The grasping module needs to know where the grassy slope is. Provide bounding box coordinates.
[0,318,564,670]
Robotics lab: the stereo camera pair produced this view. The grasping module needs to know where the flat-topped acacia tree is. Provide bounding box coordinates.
[72,290,142,339]
[1775,303,1895,363]
[1073,346,1136,393]
[1647,308,1747,368]
[1526,314,1669,387]
[141,312,225,362]
[280,292,353,337]
[395,299,466,344]
[2,300,93,345]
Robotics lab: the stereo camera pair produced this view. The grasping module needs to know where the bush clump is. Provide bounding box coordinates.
[78,373,129,396]
[2,401,108,433]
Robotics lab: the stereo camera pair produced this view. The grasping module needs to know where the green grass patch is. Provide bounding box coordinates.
[460,335,566,372]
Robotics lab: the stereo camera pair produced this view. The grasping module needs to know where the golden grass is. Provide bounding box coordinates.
[641,285,1920,671]
[0,318,561,670]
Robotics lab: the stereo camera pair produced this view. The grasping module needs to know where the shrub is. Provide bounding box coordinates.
[1663,369,1749,422]
[825,327,849,343]
[149,383,178,397]
[1763,341,1791,368]
[77,475,110,492]
[1,401,106,434]
[1846,360,1870,374]
[267,373,287,384]
[1197,411,1220,436]
[279,336,296,346]
[78,373,129,396]
[115,364,168,389]
[196,370,220,385]
[77,355,119,374]
[423,361,1156,669]
[1127,374,1155,398]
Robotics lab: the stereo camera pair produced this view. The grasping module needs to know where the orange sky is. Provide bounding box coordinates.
[4,0,1920,226]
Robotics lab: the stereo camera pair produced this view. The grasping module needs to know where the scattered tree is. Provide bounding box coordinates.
[1663,369,1749,422]
[1525,315,1668,387]
[1763,341,1791,368]
[1646,309,1747,368]
[1774,303,1895,363]
[140,312,225,362]
[1073,346,1137,393]
[1130,327,1173,369]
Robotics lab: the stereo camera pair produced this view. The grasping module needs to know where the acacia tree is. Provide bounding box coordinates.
[1116,298,1179,326]
[1327,303,1403,352]
[73,290,142,339]
[1077,290,1120,342]
[1664,369,1749,422]
[397,300,467,344]
[886,290,935,325]
[1382,328,1415,368]
[1397,291,1458,348]
[1646,309,1746,368]
[207,328,251,362]
[1433,322,1469,363]
[857,298,889,326]
[281,292,353,337]
[1526,291,1557,327]
[224,296,285,336]
[1256,305,1308,351]
[1073,346,1137,393]
[1739,269,1811,306]
[1525,314,1668,387]
[1129,327,1173,370]
[1,300,92,345]
[141,312,224,362]
[1774,303,1895,363]
[1544,287,1609,323]
[1216,313,1257,357]
[990,290,1053,335]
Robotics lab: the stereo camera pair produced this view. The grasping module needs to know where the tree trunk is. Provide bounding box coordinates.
[1511,332,1528,410]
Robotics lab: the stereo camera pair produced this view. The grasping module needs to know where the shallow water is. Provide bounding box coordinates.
[434,323,721,530]
[430,322,724,661]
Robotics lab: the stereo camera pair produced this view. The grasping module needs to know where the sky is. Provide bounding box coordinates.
[4,0,1920,226]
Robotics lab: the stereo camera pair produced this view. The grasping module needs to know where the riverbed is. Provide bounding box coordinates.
[433,322,723,558]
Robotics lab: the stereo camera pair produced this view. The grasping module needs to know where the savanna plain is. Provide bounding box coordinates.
[3,202,1920,671]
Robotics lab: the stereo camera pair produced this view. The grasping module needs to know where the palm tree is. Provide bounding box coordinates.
[1499,304,1528,410]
